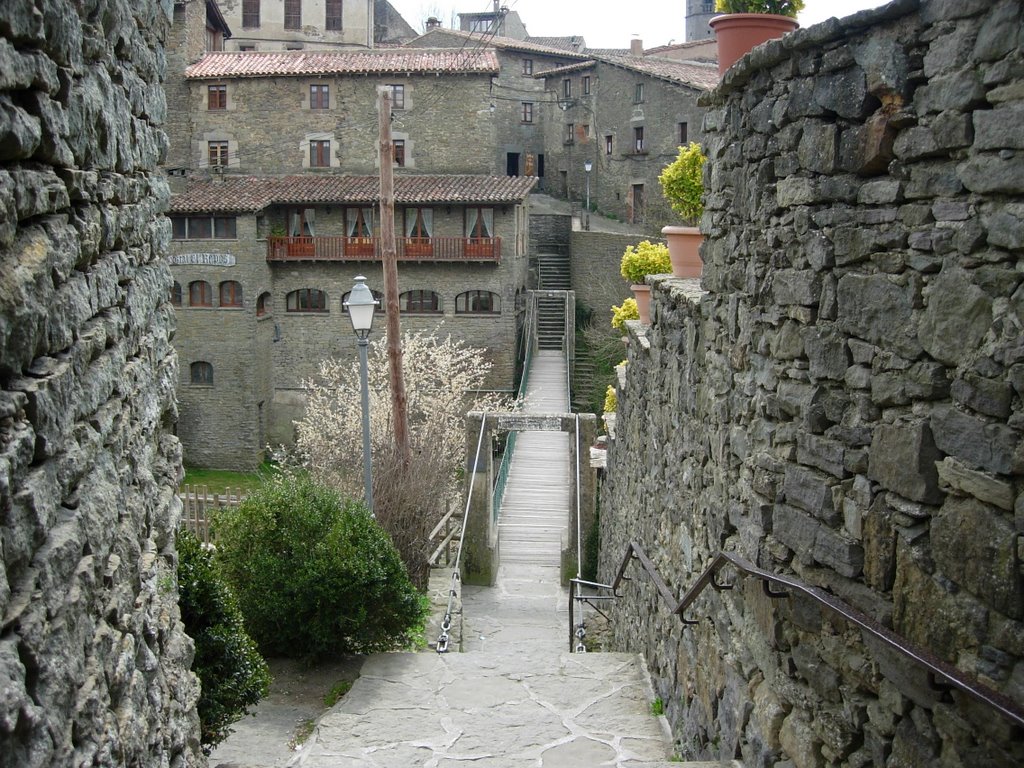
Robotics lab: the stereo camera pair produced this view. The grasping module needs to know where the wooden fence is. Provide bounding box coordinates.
[178,485,246,544]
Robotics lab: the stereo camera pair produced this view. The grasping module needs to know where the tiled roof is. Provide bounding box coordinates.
[526,35,587,53]
[535,60,596,77]
[184,49,499,79]
[407,28,590,60]
[594,54,719,90]
[169,175,539,213]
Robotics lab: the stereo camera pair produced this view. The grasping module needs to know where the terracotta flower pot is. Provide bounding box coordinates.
[709,13,799,77]
[631,284,651,325]
[662,225,703,278]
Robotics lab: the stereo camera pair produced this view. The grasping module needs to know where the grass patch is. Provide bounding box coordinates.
[651,697,665,716]
[289,718,316,750]
[182,462,278,495]
[323,681,353,708]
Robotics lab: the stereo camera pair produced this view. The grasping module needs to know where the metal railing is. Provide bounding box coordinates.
[266,235,501,263]
[569,542,1024,729]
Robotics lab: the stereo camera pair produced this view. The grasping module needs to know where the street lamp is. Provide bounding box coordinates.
[584,160,592,230]
[344,276,379,515]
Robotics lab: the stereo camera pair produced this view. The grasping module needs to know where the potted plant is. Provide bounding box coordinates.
[710,0,803,76]
[658,142,706,278]
[620,240,671,325]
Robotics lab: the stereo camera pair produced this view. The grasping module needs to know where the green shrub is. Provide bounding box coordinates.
[177,530,270,753]
[715,0,804,17]
[611,297,639,330]
[659,143,706,224]
[620,240,671,284]
[212,475,425,659]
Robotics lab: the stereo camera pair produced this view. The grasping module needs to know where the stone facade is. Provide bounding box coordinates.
[216,0,373,50]
[601,1,1024,766]
[0,0,201,765]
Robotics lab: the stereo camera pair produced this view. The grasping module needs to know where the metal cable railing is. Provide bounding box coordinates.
[569,542,1024,730]
[435,414,488,654]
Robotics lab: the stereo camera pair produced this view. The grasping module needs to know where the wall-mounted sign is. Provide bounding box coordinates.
[169,253,236,267]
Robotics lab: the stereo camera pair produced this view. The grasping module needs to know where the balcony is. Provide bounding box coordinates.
[266,236,501,263]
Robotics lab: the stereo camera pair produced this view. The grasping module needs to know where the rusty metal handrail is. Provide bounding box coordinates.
[574,541,1024,730]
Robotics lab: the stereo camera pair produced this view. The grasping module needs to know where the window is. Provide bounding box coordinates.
[208,84,226,110]
[219,281,243,308]
[605,134,613,155]
[678,122,688,145]
[346,207,373,237]
[190,361,214,385]
[399,290,440,313]
[456,290,499,314]
[393,139,405,167]
[404,207,432,238]
[284,0,301,29]
[465,206,493,238]
[242,0,259,27]
[310,84,329,109]
[521,102,533,123]
[189,280,213,307]
[634,83,645,103]
[634,126,645,153]
[171,216,236,239]
[522,59,533,75]
[564,123,574,144]
[468,18,493,32]
[562,78,572,98]
[389,84,405,109]
[239,44,256,51]
[703,0,713,11]
[309,140,330,167]
[256,292,271,317]
[583,75,591,95]
[325,0,343,30]
[286,289,327,313]
[581,124,590,141]
[170,282,182,307]
[208,140,229,167]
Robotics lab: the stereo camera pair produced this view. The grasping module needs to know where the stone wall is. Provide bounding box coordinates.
[569,230,644,319]
[601,1,1024,766]
[0,0,201,766]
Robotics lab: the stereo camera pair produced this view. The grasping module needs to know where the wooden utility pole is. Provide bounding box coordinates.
[377,88,411,463]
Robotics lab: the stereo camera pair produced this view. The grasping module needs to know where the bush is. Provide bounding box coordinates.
[611,297,639,330]
[715,0,804,17]
[603,385,618,414]
[212,475,425,659]
[659,142,706,224]
[177,530,270,753]
[620,240,671,284]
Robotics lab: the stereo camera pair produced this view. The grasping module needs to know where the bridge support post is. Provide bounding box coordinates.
[462,412,498,585]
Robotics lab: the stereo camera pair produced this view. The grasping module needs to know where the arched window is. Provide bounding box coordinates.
[190,361,214,385]
[341,289,385,313]
[455,290,500,314]
[286,288,327,313]
[220,280,243,307]
[399,290,441,313]
[189,280,213,307]
[256,291,271,317]
[170,281,183,307]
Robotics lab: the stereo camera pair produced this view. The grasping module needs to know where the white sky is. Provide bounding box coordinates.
[389,0,891,49]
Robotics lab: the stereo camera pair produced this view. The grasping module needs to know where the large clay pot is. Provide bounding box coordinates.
[631,284,651,325]
[709,13,799,77]
[662,225,703,278]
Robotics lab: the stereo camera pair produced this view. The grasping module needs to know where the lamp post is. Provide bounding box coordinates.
[344,276,379,515]
[583,160,592,230]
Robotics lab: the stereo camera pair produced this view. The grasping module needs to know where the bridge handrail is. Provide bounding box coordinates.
[570,542,1024,729]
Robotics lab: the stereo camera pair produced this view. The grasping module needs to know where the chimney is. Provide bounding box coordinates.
[630,38,643,55]
[425,16,441,30]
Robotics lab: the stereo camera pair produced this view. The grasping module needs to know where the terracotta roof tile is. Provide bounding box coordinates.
[184,49,500,79]
[408,28,589,59]
[541,53,718,91]
[169,174,538,213]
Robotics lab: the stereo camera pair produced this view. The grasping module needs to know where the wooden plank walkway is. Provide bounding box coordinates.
[497,350,571,567]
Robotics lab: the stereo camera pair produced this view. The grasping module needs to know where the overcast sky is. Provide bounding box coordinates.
[389,0,891,49]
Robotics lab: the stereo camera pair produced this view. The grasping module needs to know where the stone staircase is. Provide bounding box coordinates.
[536,294,568,350]
[537,250,571,291]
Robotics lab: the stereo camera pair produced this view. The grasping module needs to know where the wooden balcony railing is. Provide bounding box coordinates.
[266,236,501,263]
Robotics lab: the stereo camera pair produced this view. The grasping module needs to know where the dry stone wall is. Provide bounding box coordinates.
[601,1,1024,766]
[0,1,201,765]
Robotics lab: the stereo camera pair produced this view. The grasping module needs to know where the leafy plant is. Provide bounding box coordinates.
[620,240,671,284]
[659,142,706,224]
[177,529,271,753]
[212,474,426,659]
[611,298,639,330]
[603,386,617,414]
[651,697,665,716]
[323,680,353,708]
[715,0,804,17]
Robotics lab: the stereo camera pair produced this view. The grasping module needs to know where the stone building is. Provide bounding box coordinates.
[165,46,536,467]
[1,0,201,764]
[540,51,717,230]
[602,0,1024,765]
[685,0,716,41]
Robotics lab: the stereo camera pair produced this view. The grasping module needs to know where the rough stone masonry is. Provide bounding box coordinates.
[0,0,201,765]
[602,0,1024,766]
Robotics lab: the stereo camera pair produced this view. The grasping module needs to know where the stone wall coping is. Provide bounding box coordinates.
[702,0,920,101]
